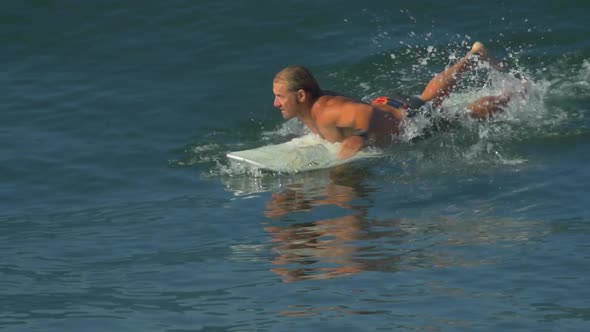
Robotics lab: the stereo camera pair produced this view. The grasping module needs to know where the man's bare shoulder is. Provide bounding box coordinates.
[316,94,365,108]
[312,95,373,126]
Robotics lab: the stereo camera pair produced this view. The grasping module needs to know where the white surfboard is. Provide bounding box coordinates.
[227,135,381,173]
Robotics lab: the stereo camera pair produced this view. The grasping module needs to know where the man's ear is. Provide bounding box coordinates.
[296,89,305,103]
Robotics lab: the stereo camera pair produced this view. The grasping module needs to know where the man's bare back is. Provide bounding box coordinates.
[306,95,403,142]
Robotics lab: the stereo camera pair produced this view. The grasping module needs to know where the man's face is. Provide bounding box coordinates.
[273,80,299,120]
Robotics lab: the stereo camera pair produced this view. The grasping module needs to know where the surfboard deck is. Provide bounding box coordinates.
[227,136,381,173]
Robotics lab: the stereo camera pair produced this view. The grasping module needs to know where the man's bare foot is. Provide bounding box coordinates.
[517,78,530,99]
[469,41,485,55]
[496,78,530,104]
[468,41,504,71]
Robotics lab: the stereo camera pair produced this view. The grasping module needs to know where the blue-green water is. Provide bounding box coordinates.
[2,1,589,331]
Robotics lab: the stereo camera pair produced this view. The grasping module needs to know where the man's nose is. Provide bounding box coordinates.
[273,97,281,108]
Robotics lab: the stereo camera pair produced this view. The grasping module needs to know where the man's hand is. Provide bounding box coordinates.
[337,135,364,159]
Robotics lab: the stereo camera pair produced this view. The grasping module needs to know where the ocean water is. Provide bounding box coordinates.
[2,1,589,331]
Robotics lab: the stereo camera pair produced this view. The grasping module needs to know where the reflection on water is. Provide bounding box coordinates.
[263,166,373,282]
[265,216,366,282]
[261,165,408,282]
[254,165,549,283]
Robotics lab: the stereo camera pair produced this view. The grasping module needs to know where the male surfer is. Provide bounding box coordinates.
[272,41,519,159]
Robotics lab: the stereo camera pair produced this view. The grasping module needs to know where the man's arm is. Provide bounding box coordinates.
[338,132,366,159]
[322,100,373,159]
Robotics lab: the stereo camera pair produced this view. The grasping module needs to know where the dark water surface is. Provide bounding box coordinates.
[2,1,589,331]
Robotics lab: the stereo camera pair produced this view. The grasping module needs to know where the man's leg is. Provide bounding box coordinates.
[465,78,529,119]
[419,42,489,107]
[466,93,511,119]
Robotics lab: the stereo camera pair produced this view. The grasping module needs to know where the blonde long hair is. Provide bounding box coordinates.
[274,65,321,99]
